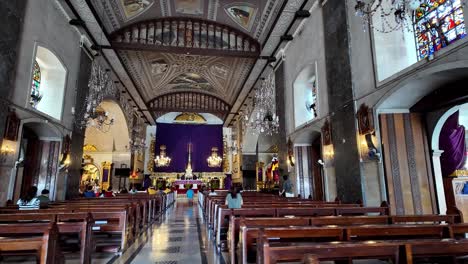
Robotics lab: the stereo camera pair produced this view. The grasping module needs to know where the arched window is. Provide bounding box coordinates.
[414,0,466,60]
[293,64,318,128]
[30,46,67,120]
[30,61,42,108]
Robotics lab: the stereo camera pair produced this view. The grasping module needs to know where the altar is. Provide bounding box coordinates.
[151,123,226,196]
[173,180,203,194]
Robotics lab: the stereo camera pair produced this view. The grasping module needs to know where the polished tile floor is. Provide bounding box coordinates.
[117,197,227,264]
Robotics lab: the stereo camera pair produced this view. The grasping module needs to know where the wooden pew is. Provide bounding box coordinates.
[0,207,131,252]
[0,212,92,264]
[251,224,447,264]
[258,239,401,264]
[0,222,63,264]
[216,208,276,250]
[231,217,311,264]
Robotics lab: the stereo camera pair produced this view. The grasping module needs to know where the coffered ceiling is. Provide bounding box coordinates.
[87,0,286,120]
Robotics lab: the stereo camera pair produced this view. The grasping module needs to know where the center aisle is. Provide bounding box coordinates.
[121,197,226,264]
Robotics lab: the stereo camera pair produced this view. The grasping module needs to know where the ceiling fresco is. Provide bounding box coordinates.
[88,0,285,120]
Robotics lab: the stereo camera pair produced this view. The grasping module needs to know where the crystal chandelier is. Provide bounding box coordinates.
[354,0,424,33]
[87,106,114,132]
[127,125,146,153]
[76,60,116,132]
[154,145,171,167]
[243,73,279,135]
[207,147,222,167]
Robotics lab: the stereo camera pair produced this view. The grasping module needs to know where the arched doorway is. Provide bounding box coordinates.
[13,119,63,202]
[82,100,131,193]
[431,103,468,221]
[376,66,468,215]
[291,128,325,200]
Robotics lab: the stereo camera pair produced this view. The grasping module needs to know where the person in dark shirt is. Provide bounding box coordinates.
[37,189,50,207]
[83,185,95,198]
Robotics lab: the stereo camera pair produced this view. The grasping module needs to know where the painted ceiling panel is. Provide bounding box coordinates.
[88,0,286,119]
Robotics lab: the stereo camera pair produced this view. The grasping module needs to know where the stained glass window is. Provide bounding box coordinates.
[414,0,466,60]
[30,60,42,108]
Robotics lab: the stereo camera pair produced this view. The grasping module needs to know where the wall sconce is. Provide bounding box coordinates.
[287,138,295,167]
[0,141,15,163]
[323,145,335,160]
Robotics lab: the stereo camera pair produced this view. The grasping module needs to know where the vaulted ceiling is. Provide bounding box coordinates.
[87,0,287,120]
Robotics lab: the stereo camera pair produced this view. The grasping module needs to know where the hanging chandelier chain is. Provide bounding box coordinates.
[243,72,280,135]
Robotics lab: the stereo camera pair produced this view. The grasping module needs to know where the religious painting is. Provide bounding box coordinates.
[170,73,206,84]
[322,119,332,146]
[149,58,168,76]
[210,63,229,79]
[174,113,207,123]
[414,0,466,60]
[175,0,203,15]
[225,4,258,31]
[4,110,20,141]
[169,73,215,92]
[120,0,154,20]
[357,104,374,135]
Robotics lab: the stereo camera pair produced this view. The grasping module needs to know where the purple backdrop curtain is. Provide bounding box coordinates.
[439,111,467,177]
[154,123,223,173]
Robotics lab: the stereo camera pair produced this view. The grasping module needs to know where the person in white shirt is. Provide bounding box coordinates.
[17,186,40,210]
[208,188,218,196]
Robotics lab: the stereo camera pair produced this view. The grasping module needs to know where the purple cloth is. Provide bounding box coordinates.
[439,111,466,177]
[224,174,232,190]
[154,123,223,172]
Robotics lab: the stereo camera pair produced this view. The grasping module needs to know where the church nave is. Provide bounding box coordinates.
[116,198,225,264]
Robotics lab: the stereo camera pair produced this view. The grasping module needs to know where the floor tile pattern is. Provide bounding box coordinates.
[129,198,206,263]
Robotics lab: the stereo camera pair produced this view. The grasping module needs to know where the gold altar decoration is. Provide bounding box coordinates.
[147,137,156,173]
[101,161,112,190]
[83,144,98,152]
[174,112,206,123]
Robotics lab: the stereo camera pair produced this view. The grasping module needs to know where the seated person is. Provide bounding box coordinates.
[37,189,50,207]
[17,186,40,210]
[83,185,95,198]
[102,186,115,197]
[208,188,217,196]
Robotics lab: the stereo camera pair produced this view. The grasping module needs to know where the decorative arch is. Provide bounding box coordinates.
[149,91,231,120]
[110,17,261,58]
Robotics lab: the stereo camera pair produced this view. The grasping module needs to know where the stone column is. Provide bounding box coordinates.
[0,1,27,145]
[322,1,362,203]
[275,63,288,178]
[66,49,92,199]
[432,149,447,214]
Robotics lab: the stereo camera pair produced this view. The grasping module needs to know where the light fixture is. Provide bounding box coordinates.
[207,147,222,168]
[354,0,424,33]
[243,72,280,135]
[88,106,114,132]
[0,143,15,163]
[126,124,146,153]
[76,60,117,132]
[154,145,171,167]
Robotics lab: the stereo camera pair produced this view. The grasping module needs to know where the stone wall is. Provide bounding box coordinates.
[0,1,27,205]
